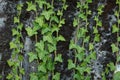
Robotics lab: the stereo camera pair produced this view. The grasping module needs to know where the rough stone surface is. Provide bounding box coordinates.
[0,0,118,80]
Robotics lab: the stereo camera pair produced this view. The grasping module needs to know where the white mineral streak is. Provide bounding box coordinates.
[0,17,6,28]
[0,1,7,13]
[0,53,2,60]
[22,37,32,80]
[24,37,32,52]
[0,0,7,29]
[115,64,120,73]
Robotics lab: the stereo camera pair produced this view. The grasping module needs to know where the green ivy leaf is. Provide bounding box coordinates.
[47,59,54,71]
[97,21,102,27]
[0,75,2,79]
[12,29,19,36]
[40,76,48,80]
[87,10,92,15]
[41,27,51,35]
[55,54,63,62]
[27,2,36,11]
[33,24,40,33]
[10,42,17,49]
[51,16,59,23]
[48,44,56,52]
[35,16,44,27]
[35,1,46,8]
[18,54,24,61]
[15,75,20,80]
[89,43,94,50]
[97,5,104,13]
[85,67,91,74]
[76,46,85,53]
[76,66,85,74]
[30,73,38,80]
[111,43,119,53]
[35,40,44,51]
[102,72,106,80]
[117,55,120,62]
[76,52,84,61]
[39,51,46,60]
[98,10,103,15]
[59,19,65,27]
[78,13,86,20]
[26,27,37,37]
[14,17,19,23]
[53,72,60,80]
[76,2,81,8]
[69,40,77,49]
[20,68,25,75]
[7,60,14,67]
[41,9,54,20]
[38,63,46,73]
[6,73,13,79]
[112,24,119,33]
[94,16,99,22]
[84,36,90,42]
[113,72,120,80]
[78,28,87,38]
[94,34,100,42]
[73,18,78,27]
[118,20,120,24]
[117,37,120,42]
[57,10,63,16]
[36,50,48,60]
[17,23,23,30]
[17,4,23,11]
[116,0,119,4]
[28,52,37,62]
[89,51,96,60]
[57,35,65,41]
[114,11,119,17]
[93,27,98,33]
[51,25,59,33]
[85,76,91,80]
[46,2,53,9]
[107,62,115,71]
[68,59,75,69]
[74,73,82,80]
[84,56,91,64]
[84,4,88,9]
[86,0,92,3]
[43,35,54,44]
[63,4,68,10]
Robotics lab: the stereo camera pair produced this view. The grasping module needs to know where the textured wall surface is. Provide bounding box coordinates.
[0,0,118,80]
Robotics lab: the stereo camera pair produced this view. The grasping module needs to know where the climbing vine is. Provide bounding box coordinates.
[7,0,67,80]
[5,0,120,80]
[69,0,94,79]
[113,0,120,79]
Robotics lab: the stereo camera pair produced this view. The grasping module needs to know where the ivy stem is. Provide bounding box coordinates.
[73,18,80,80]
[54,0,66,63]
[50,0,56,79]
[35,34,37,42]
[116,0,120,65]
